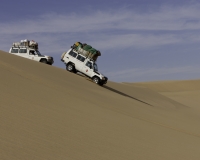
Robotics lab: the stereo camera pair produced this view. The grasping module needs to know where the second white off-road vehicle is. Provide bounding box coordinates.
[61,48,108,85]
[9,39,54,65]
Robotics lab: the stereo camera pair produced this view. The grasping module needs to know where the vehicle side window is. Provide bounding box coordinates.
[86,61,92,68]
[72,52,77,57]
[68,51,73,56]
[29,50,36,55]
[11,48,19,53]
[68,51,77,58]
[80,57,85,62]
[19,49,27,53]
[77,55,85,62]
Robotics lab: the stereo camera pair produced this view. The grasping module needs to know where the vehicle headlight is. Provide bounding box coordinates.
[102,77,105,80]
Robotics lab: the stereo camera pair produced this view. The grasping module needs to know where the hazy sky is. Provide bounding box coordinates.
[1,0,200,82]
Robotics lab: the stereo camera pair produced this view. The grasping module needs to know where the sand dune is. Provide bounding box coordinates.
[1,50,200,160]
[133,80,200,92]
[133,80,200,113]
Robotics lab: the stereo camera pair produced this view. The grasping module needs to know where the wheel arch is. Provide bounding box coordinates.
[66,62,77,73]
[67,61,75,66]
[92,75,100,80]
[40,58,47,62]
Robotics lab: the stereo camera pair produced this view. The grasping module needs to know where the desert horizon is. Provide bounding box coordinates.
[1,50,200,160]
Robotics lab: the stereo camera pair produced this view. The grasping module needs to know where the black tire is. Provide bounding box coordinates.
[40,59,47,64]
[73,69,77,74]
[66,63,75,72]
[92,76,100,84]
[99,81,104,86]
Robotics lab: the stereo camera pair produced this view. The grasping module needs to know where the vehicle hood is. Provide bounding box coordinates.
[44,55,53,59]
[95,71,105,77]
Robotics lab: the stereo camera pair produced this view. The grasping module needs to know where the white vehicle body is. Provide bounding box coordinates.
[61,48,108,85]
[9,46,54,65]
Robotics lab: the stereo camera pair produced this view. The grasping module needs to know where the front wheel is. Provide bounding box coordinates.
[92,77,101,85]
[40,59,47,64]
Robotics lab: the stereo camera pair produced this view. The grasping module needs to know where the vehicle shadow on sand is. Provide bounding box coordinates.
[102,85,153,106]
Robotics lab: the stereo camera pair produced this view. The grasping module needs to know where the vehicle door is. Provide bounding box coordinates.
[18,48,28,59]
[75,54,86,72]
[82,61,93,77]
[35,50,47,62]
[28,50,39,61]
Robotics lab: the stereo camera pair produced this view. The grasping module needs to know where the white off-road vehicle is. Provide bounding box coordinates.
[9,40,54,65]
[61,48,108,85]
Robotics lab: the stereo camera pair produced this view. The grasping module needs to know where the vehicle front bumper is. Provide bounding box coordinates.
[47,57,54,64]
[101,77,108,84]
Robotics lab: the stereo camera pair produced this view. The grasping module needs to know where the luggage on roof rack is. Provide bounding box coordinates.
[29,40,38,49]
[82,44,92,51]
[20,39,29,46]
[12,39,39,49]
[12,42,21,47]
[72,42,101,61]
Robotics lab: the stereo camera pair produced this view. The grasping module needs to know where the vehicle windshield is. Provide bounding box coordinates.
[93,63,98,71]
[35,50,42,56]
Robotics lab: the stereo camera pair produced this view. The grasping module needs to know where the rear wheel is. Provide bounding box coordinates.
[66,63,75,72]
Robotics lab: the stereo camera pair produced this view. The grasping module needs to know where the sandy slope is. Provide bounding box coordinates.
[133,80,200,112]
[1,50,200,160]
